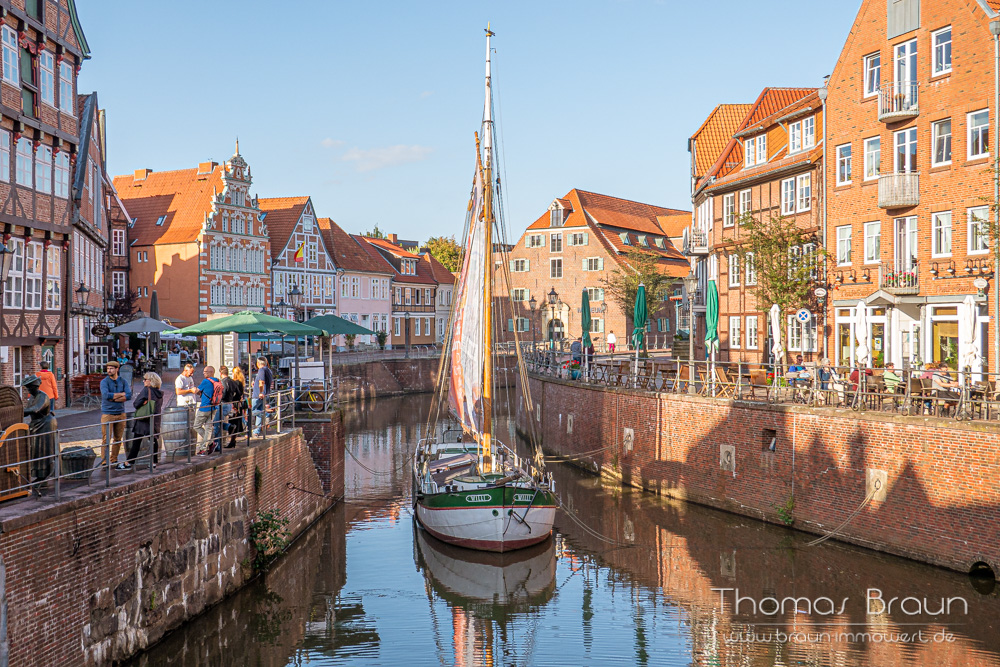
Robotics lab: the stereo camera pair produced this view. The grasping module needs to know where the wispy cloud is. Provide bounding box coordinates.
[420,91,433,99]
[341,144,433,172]
[320,137,345,149]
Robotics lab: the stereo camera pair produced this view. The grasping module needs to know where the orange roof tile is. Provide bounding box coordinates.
[258,196,310,260]
[420,252,455,284]
[113,166,224,246]
[709,146,822,192]
[656,213,691,239]
[690,103,753,177]
[986,0,1000,13]
[362,237,437,285]
[316,218,393,274]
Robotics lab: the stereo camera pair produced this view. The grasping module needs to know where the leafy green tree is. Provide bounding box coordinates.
[602,250,675,344]
[363,225,385,239]
[424,235,461,272]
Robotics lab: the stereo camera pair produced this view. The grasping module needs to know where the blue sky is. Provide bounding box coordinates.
[78,1,860,242]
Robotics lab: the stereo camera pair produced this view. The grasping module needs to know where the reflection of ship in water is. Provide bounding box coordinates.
[415,525,556,666]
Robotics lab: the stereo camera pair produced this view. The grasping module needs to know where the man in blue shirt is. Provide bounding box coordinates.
[194,366,221,455]
[252,357,273,437]
[100,361,132,469]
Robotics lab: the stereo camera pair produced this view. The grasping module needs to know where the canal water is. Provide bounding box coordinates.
[130,394,1000,667]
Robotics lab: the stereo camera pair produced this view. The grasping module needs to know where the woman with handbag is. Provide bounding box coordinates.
[127,372,164,469]
[227,366,247,447]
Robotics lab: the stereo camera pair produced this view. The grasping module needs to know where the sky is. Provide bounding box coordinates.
[77,1,861,243]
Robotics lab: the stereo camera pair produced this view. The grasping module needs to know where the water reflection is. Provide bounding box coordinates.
[131,394,1000,666]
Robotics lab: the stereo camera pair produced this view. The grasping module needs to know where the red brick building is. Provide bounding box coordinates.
[687,89,821,364]
[0,0,89,401]
[824,0,1000,372]
[501,189,689,351]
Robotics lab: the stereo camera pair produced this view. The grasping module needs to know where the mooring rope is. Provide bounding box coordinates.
[803,478,882,547]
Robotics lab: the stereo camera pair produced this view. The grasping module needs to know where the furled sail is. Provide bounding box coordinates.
[449,164,487,435]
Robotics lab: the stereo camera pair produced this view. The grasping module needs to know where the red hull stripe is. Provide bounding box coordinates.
[420,522,551,553]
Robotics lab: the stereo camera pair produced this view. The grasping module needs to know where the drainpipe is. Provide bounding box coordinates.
[818,79,829,360]
[992,20,1000,374]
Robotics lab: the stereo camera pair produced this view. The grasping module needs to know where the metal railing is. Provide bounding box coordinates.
[526,354,1000,424]
[879,260,919,294]
[326,345,440,366]
[687,228,709,254]
[878,81,919,121]
[878,172,920,209]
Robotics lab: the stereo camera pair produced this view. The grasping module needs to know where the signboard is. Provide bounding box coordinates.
[91,324,110,337]
[974,278,988,290]
[795,308,811,323]
[814,287,828,298]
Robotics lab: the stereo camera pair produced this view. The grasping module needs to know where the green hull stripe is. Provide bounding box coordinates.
[420,487,556,510]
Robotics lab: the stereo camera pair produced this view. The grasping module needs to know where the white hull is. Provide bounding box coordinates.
[415,501,555,552]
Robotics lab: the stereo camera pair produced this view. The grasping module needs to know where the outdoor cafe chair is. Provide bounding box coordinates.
[747,370,769,401]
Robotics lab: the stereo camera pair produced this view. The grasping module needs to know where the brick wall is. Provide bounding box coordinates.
[520,375,1000,577]
[0,426,341,666]
[299,412,345,498]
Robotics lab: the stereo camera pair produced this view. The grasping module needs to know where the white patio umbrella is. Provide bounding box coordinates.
[769,304,784,365]
[959,295,982,373]
[855,301,870,367]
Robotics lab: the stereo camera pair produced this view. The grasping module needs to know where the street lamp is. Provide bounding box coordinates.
[287,285,304,388]
[75,281,90,307]
[273,298,289,318]
[528,295,537,355]
[682,270,699,394]
[0,241,14,286]
[547,287,559,350]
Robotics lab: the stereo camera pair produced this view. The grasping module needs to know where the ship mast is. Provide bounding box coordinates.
[480,24,495,472]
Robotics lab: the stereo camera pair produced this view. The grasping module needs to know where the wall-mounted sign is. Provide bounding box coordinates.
[974,278,988,290]
[91,324,111,337]
[795,308,811,323]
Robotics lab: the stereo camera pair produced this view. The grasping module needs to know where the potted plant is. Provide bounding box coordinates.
[345,333,357,350]
[562,360,582,380]
[376,330,388,350]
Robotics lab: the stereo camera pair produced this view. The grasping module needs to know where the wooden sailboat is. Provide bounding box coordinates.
[412,26,556,553]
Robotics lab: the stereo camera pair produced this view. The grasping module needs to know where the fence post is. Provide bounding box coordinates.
[291,385,296,431]
[186,407,192,464]
[53,447,61,501]
[276,391,283,434]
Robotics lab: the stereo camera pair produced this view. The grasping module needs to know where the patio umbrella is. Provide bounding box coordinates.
[705,280,719,394]
[959,295,982,374]
[855,300,870,367]
[149,291,162,357]
[306,313,378,379]
[769,304,784,368]
[580,289,592,378]
[632,283,647,386]
[111,316,178,364]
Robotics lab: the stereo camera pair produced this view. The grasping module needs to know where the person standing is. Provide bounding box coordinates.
[127,372,163,468]
[37,361,59,412]
[174,363,198,445]
[214,366,239,451]
[227,366,247,447]
[252,357,273,437]
[607,330,617,354]
[194,366,221,455]
[100,361,132,468]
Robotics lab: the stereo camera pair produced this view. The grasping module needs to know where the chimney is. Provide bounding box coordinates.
[198,160,218,174]
[134,168,153,181]
[387,233,398,244]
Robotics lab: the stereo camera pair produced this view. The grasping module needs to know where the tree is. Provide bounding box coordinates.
[424,235,461,272]
[105,288,141,327]
[363,225,385,239]
[602,250,675,343]
[724,212,822,355]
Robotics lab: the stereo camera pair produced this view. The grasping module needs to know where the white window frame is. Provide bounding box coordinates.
[796,173,812,212]
[837,225,852,266]
[1,26,17,86]
[2,237,22,308]
[864,221,881,264]
[803,116,815,149]
[550,258,563,279]
[968,206,990,255]
[112,229,126,256]
[864,136,881,180]
[968,110,990,160]
[550,232,562,253]
[587,287,604,301]
[568,231,588,246]
[15,138,32,186]
[744,139,755,168]
[789,121,802,153]
[739,189,751,218]
[39,50,54,106]
[746,315,758,349]
[894,127,917,173]
[781,178,795,215]
[836,144,852,185]
[745,252,756,285]
[864,52,881,98]
[583,257,603,272]
[511,288,529,301]
[54,149,68,196]
[728,253,740,287]
[729,316,741,349]
[45,245,60,310]
[24,242,42,310]
[393,317,401,337]
[723,193,735,227]
[35,146,51,194]
[931,119,952,166]
[932,211,952,258]
[59,61,74,115]
[511,258,528,272]
[526,233,544,248]
[932,26,952,76]
[756,135,767,165]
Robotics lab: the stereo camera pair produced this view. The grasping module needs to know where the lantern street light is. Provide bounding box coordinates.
[75,281,90,307]
[273,298,289,319]
[528,295,537,356]
[681,270,699,394]
[546,287,559,350]
[0,242,14,286]
[286,285,304,388]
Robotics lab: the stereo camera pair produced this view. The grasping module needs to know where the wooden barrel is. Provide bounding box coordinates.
[160,406,192,458]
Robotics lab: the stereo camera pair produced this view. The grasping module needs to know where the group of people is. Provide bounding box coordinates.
[805,356,961,411]
[97,356,275,470]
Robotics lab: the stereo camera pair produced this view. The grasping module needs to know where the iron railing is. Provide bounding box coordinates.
[878,81,919,122]
[879,260,919,294]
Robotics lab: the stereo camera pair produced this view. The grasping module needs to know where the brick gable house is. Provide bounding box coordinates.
[824,0,1000,372]
[501,189,689,351]
[358,235,438,348]
[687,88,822,364]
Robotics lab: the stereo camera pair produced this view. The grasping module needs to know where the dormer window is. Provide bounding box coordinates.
[155,215,166,226]
[550,208,565,227]
[620,232,631,246]
[654,238,665,249]
[638,235,648,247]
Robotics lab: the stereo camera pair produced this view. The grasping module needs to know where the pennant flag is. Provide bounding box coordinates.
[293,242,305,263]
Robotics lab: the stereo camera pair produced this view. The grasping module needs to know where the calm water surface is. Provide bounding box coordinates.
[131,394,1000,666]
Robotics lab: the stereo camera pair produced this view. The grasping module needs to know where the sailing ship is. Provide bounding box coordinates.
[412,26,556,552]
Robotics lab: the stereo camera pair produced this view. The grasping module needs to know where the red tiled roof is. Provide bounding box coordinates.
[709,147,822,192]
[361,237,437,285]
[113,166,224,246]
[316,218,392,274]
[690,103,752,177]
[656,213,691,238]
[554,198,572,210]
[258,196,310,260]
[420,252,455,284]
[986,0,1000,14]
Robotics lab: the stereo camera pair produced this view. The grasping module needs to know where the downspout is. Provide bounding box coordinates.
[818,80,829,361]
[991,20,1000,375]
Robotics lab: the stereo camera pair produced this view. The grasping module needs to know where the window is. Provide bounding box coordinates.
[38,50,54,106]
[550,233,562,252]
[24,242,42,309]
[2,238,22,308]
[0,131,9,183]
[591,318,604,333]
[932,211,952,257]
[526,234,544,248]
[729,317,741,349]
[789,122,802,153]
[788,317,803,351]
[550,258,563,279]
[968,110,989,160]
[864,137,881,180]
[744,139,755,168]
[864,221,881,263]
[583,257,604,271]
[739,189,751,217]
[930,119,952,166]
[54,150,69,196]
[723,193,735,227]
[1,26,17,85]
[756,135,767,164]
[837,225,853,265]
[45,245,60,309]
[746,315,758,349]
[112,229,126,256]
[59,61,73,114]
[864,52,881,98]
[424,288,431,305]
[307,242,317,263]
[587,287,604,301]
[969,206,990,254]
[414,318,420,337]
[35,146,51,194]
[568,232,588,246]
[745,252,756,285]
[549,208,564,227]
[894,127,917,173]
[781,178,795,215]
[511,258,528,272]
[508,317,529,333]
[796,174,812,212]
[15,137,31,186]
[803,117,815,148]
[92,163,101,228]
[932,26,951,75]
[511,288,529,301]
[404,288,411,305]
[836,144,852,185]
[728,253,740,287]
[393,317,401,337]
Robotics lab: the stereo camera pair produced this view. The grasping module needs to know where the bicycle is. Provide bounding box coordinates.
[295,382,329,413]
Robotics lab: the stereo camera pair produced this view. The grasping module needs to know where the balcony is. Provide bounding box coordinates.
[879,260,919,295]
[684,227,709,255]
[878,172,919,209]
[877,82,919,122]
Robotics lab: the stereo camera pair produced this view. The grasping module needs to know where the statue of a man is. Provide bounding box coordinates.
[22,375,58,482]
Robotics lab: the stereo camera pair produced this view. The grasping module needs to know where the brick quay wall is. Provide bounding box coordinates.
[328,355,514,401]
[0,413,345,667]
[519,375,1000,577]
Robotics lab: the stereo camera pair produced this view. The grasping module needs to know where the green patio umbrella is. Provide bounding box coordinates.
[305,313,376,336]
[705,280,720,395]
[631,283,647,387]
[176,310,322,337]
[580,289,592,378]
